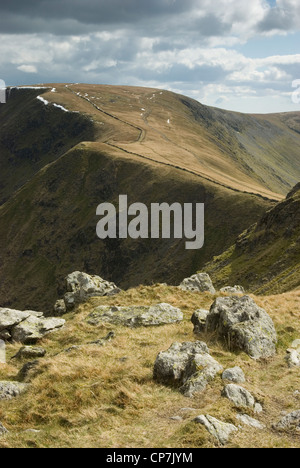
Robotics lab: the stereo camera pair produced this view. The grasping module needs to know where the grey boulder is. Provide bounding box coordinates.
[285,340,300,368]
[12,346,46,360]
[0,381,29,400]
[64,271,121,310]
[179,273,216,294]
[194,414,238,445]
[222,367,245,384]
[191,309,209,334]
[236,414,265,430]
[273,410,300,431]
[87,303,183,328]
[153,341,223,397]
[11,316,65,344]
[222,384,262,413]
[206,295,277,359]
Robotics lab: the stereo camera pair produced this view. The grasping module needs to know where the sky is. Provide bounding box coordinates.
[0,0,299,113]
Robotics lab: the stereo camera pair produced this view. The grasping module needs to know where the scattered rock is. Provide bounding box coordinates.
[273,410,300,431]
[170,416,183,422]
[194,414,238,445]
[285,340,300,368]
[12,346,46,360]
[0,381,29,400]
[63,271,121,311]
[153,341,223,397]
[191,310,209,334]
[0,422,8,436]
[87,303,183,328]
[206,295,277,359]
[179,273,216,294]
[87,331,115,346]
[53,300,66,316]
[0,308,65,344]
[17,360,40,382]
[236,414,265,429]
[222,367,245,384]
[222,384,261,412]
[220,286,245,295]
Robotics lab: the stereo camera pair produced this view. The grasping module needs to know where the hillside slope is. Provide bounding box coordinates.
[0,83,299,311]
[205,184,300,294]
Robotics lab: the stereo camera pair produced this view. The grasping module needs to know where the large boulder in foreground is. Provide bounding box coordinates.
[153,341,223,397]
[206,295,277,359]
[87,303,183,328]
[179,273,216,294]
[0,308,65,344]
[63,271,121,311]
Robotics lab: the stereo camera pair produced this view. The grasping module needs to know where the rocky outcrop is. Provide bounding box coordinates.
[0,381,29,400]
[62,271,121,312]
[153,341,223,397]
[273,410,300,431]
[220,286,245,295]
[206,296,277,359]
[285,340,300,368]
[87,303,183,328]
[222,384,262,413]
[179,273,216,294]
[191,309,209,334]
[222,367,245,384]
[0,308,65,344]
[194,415,238,445]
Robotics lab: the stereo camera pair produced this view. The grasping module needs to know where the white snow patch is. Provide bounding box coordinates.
[16,86,48,90]
[53,103,69,112]
[167,119,170,124]
[51,88,56,93]
[37,96,49,105]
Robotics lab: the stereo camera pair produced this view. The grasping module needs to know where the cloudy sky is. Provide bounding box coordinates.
[1,0,300,113]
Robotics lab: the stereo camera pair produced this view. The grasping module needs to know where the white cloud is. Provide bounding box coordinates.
[17,64,38,73]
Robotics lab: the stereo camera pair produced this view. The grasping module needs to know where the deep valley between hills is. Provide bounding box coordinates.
[0,84,300,448]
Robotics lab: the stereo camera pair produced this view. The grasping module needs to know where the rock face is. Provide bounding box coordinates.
[0,308,65,344]
[222,367,245,384]
[206,296,277,359]
[153,341,223,397]
[63,271,121,311]
[87,303,183,328]
[194,415,238,445]
[179,273,216,294]
[274,410,300,431]
[222,384,262,413]
[220,285,245,295]
[0,381,29,400]
[285,340,300,368]
[191,310,209,334]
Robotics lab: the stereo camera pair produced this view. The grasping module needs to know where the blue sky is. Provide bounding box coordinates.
[0,0,299,113]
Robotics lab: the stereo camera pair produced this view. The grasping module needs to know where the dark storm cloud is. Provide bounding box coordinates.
[0,0,197,34]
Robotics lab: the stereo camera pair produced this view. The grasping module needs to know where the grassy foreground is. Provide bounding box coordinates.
[0,285,300,448]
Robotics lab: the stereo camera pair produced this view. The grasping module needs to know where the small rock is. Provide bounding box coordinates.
[0,381,29,400]
[17,360,40,382]
[222,384,259,411]
[191,310,209,334]
[194,414,238,445]
[285,340,300,368]
[24,429,41,434]
[87,303,183,327]
[170,416,183,422]
[222,367,245,384]
[236,414,265,429]
[273,410,300,431]
[0,422,8,436]
[87,331,115,346]
[12,346,46,360]
[179,273,216,294]
[53,300,66,316]
[220,286,245,295]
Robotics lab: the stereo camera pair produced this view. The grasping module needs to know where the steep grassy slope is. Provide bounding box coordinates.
[0,87,94,205]
[205,184,300,294]
[0,143,271,312]
[1,285,300,448]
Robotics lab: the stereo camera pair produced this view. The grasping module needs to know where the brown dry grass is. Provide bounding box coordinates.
[0,285,300,448]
